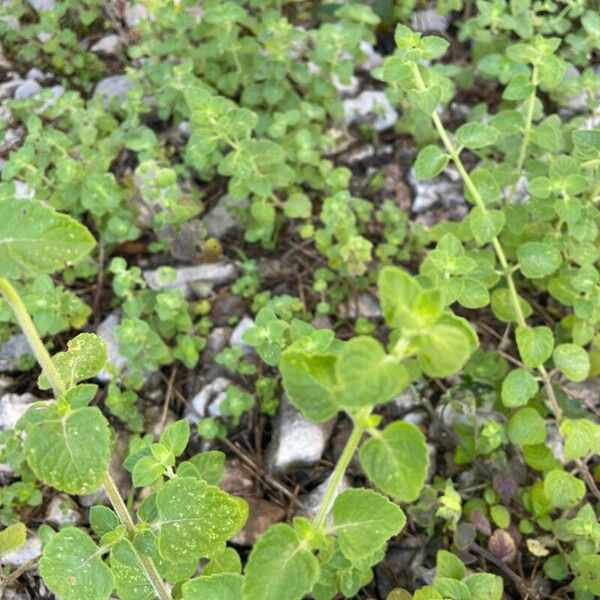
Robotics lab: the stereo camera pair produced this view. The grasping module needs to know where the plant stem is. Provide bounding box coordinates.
[314,413,368,531]
[0,277,66,398]
[103,473,173,600]
[410,66,564,422]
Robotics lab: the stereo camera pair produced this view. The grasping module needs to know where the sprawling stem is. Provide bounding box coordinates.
[313,411,369,531]
[410,65,563,421]
[0,277,172,600]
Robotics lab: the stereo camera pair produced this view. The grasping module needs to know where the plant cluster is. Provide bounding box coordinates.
[0,1,599,599]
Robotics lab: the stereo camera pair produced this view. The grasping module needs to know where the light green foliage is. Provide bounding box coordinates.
[39,528,113,600]
[359,422,428,502]
[0,199,95,279]
[543,469,586,509]
[0,522,27,554]
[183,573,244,600]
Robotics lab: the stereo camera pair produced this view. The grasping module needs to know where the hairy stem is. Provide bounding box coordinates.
[410,65,563,422]
[313,413,368,531]
[0,277,66,398]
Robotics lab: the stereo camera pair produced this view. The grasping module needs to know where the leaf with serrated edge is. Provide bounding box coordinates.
[359,421,428,502]
[39,333,107,391]
[332,488,406,562]
[243,523,319,600]
[155,477,247,563]
[23,406,111,494]
[39,528,113,600]
[0,198,95,279]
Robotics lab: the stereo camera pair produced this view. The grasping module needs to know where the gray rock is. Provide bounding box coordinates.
[96,312,127,382]
[203,196,241,239]
[14,181,34,199]
[408,166,463,212]
[333,75,360,97]
[0,334,30,372]
[188,377,231,422]
[563,378,600,409]
[393,389,419,412]
[27,0,55,12]
[343,90,398,131]
[93,75,134,108]
[341,293,381,319]
[411,8,449,33]
[546,422,566,464]
[143,263,238,294]
[266,397,334,473]
[45,495,81,526]
[91,34,122,55]
[25,68,45,81]
[0,535,41,567]
[230,316,255,357]
[359,40,383,71]
[0,393,38,431]
[14,80,41,100]
[204,327,232,360]
[297,474,349,521]
[124,2,150,27]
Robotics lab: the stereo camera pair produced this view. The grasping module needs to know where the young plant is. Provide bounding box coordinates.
[0,197,247,600]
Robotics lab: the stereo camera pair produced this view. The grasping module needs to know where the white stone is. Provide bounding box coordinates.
[408,166,464,212]
[189,377,231,422]
[14,79,41,100]
[297,473,349,521]
[0,334,30,372]
[96,312,127,382]
[91,34,122,55]
[266,398,334,473]
[45,496,81,526]
[1,535,41,567]
[143,263,238,293]
[343,90,398,131]
[93,75,134,108]
[27,0,55,12]
[0,393,38,431]
[359,41,383,70]
[230,316,255,357]
[411,8,449,33]
[203,196,241,239]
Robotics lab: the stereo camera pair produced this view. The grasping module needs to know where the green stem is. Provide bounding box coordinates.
[103,473,173,600]
[313,414,368,531]
[0,277,66,398]
[410,65,563,421]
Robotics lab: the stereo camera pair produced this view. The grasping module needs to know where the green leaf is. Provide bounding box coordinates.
[336,337,408,408]
[332,488,406,561]
[469,208,505,245]
[517,242,562,279]
[243,523,319,600]
[560,419,600,460]
[516,326,554,368]
[280,346,340,422]
[155,477,247,563]
[283,194,311,219]
[38,333,107,391]
[160,419,190,457]
[464,573,503,600]
[90,506,120,537]
[456,123,498,149]
[434,577,471,600]
[553,343,590,382]
[580,555,600,594]
[39,528,113,600]
[0,199,95,279]
[359,421,428,502]
[501,368,538,408]
[132,456,165,487]
[543,469,585,509]
[0,522,27,554]
[23,406,111,494]
[110,540,156,600]
[204,546,242,576]
[183,573,243,600]
[507,407,547,446]
[414,146,449,179]
[180,451,225,486]
[414,588,443,600]
[378,267,422,328]
[490,288,532,323]
[436,550,465,580]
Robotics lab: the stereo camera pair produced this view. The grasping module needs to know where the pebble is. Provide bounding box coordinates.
[0,393,38,431]
[0,535,41,567]
[408,166,464,213]
[203,196,241,240]
[143,263,238,294]
[93,75,134,108]
[0,334,30,373]
[340,293,381,319]
[229,316,255,357]
[14,80,41,100]
[265,397,334,473]
[297,474,349,521]
[189,377,231,422]
[411,8,449,33]
[90,34,122,55]
[343,90,398,132]
[27,0,55,12]
[359,40,383,71]
[96,312,127,382]
[45,495,81,526]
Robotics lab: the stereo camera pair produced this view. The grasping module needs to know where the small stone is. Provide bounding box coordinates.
[143,263,238,295]
[0,334,30,372]
[204,327,232,360]
[343,90,398,132]
[341,293,381,319]
[14,80,41,100]
[93,75,134,108]
[333,75,360,97]
[220,459,255,496]
[0,393,38,431]
[563,378,600,409]
[546,422,566,464]
[45,495,81,526]
[91,34,122,55]
[408,166,464,213]
[14,181,34,199]
[230,497,286,546]
[1,535,42,567]
[25,68,45,81]
[411,8,449,33]
[359,41,383,71]
[124,2,150,27]
[189,377,232,422]
[265,397,334,473]
[96,312,127,382]
[297,474,349,521]
[203,196,241,240]
[230,316,255,357]
[27,0,55,12]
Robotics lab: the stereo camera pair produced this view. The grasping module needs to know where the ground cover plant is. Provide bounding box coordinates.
[0,0,599,599]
